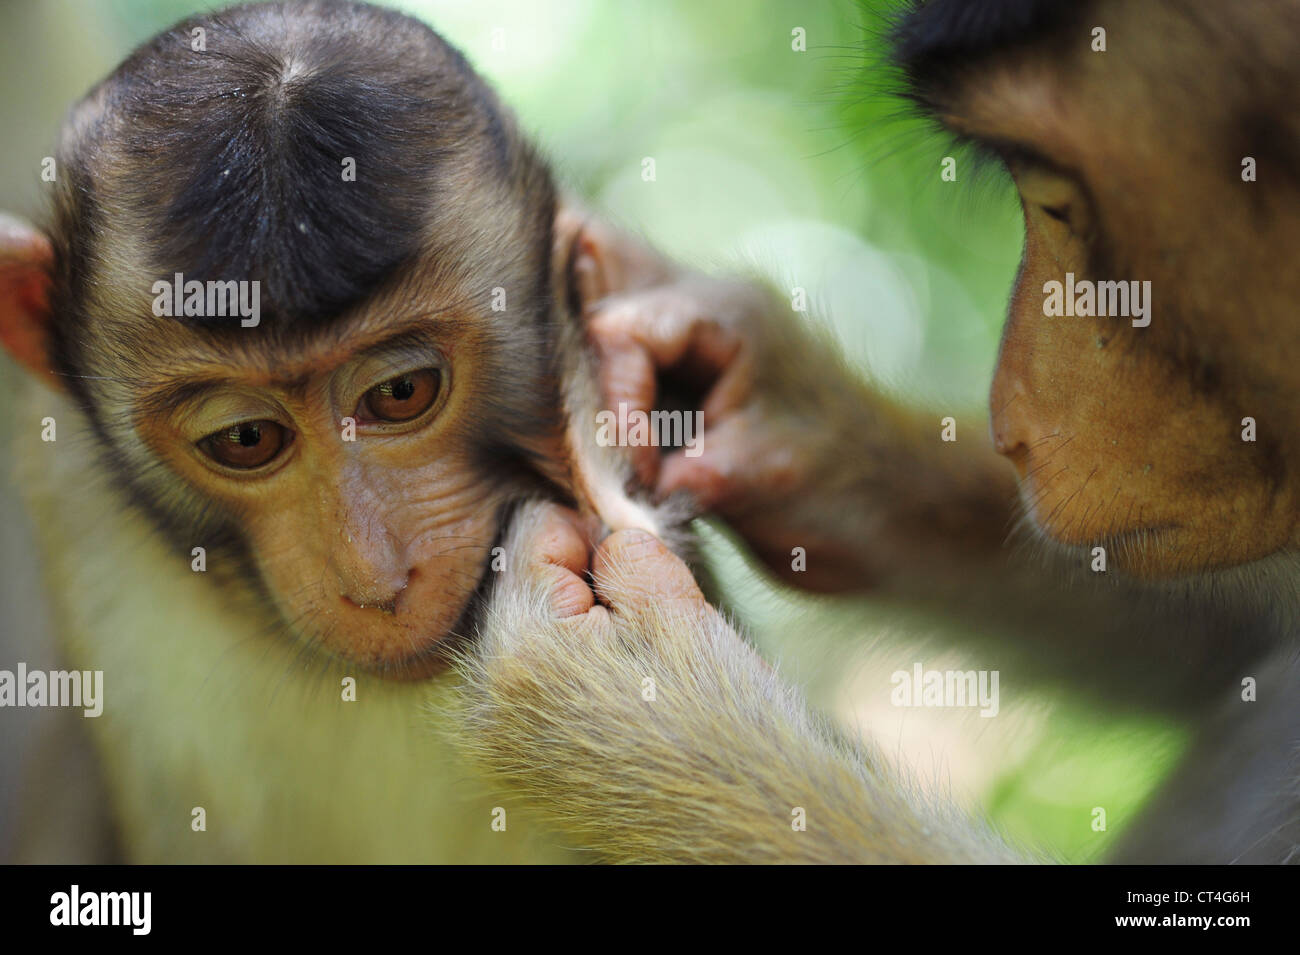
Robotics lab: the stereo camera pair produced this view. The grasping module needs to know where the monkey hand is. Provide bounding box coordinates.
[568,215,1023,591]
[452,500,1020,863]
[569,218,921,589]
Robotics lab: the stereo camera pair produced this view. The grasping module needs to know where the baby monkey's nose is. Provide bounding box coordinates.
[341,572,410,615]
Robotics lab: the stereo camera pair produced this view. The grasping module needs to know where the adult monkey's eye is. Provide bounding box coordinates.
[199,420,291,470]
[358,369,442,423]
[1013,162,1090,236]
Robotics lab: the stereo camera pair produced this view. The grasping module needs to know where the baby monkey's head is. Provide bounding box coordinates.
[36,1,573,677]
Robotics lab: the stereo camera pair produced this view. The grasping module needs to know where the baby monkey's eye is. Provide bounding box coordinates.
[200,420,291,470]
[358,368,442,423]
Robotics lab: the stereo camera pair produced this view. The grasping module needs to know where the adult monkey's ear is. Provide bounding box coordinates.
[0,213,60,390]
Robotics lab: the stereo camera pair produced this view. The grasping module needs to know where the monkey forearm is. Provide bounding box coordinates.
[452,519,1024,864]
[692,287,1024,591]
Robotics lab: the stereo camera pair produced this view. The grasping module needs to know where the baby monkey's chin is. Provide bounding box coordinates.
[304,593,480,683]
[365,645,455,682]
[317,622,461,682]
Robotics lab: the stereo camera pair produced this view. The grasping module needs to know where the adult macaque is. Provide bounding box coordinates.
[454,0,1300,863]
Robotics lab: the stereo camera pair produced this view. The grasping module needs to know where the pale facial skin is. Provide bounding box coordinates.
[1,215,568,680]
[137,314,501,675]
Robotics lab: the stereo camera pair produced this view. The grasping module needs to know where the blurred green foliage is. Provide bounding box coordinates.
[0,0,1183,862]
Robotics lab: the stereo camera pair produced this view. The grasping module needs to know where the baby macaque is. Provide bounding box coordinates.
[0,0,685,681]
[0,0,703,862]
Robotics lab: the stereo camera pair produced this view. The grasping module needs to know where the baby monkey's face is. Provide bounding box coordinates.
[95,246,565,679]
[58,157,570,679]
[32,0,580,677]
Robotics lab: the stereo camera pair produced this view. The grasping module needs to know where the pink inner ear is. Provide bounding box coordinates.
[0,224,57,382]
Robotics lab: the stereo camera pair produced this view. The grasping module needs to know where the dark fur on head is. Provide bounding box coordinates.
[890,0,1083,101]
[40,0,565,565]
[63,0,519,330]
[46,0,557,403]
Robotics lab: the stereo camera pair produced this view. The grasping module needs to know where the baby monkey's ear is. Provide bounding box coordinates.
[549,200,671,539]
[0,214,59,390]
[554,199,677,315]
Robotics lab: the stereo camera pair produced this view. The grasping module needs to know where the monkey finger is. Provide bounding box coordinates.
[657,411,804,509]
[699,341,755,423]
[655,414,749,509]
[557,602,615,641]
[525,504,594,572]
[507,503,600,619]
[543,563,598,619]
[590,528,706,617]
[589,290,742,376]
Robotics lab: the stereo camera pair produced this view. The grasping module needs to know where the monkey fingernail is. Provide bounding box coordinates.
[657,454,725,508]
[593,529,704,610]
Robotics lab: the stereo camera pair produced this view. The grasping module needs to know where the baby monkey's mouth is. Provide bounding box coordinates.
[431,514,517,664]
[358,493,569,682]
[353,534,500,682]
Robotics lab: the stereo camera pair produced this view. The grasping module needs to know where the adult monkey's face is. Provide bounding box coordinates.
[898,0,1300,577]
